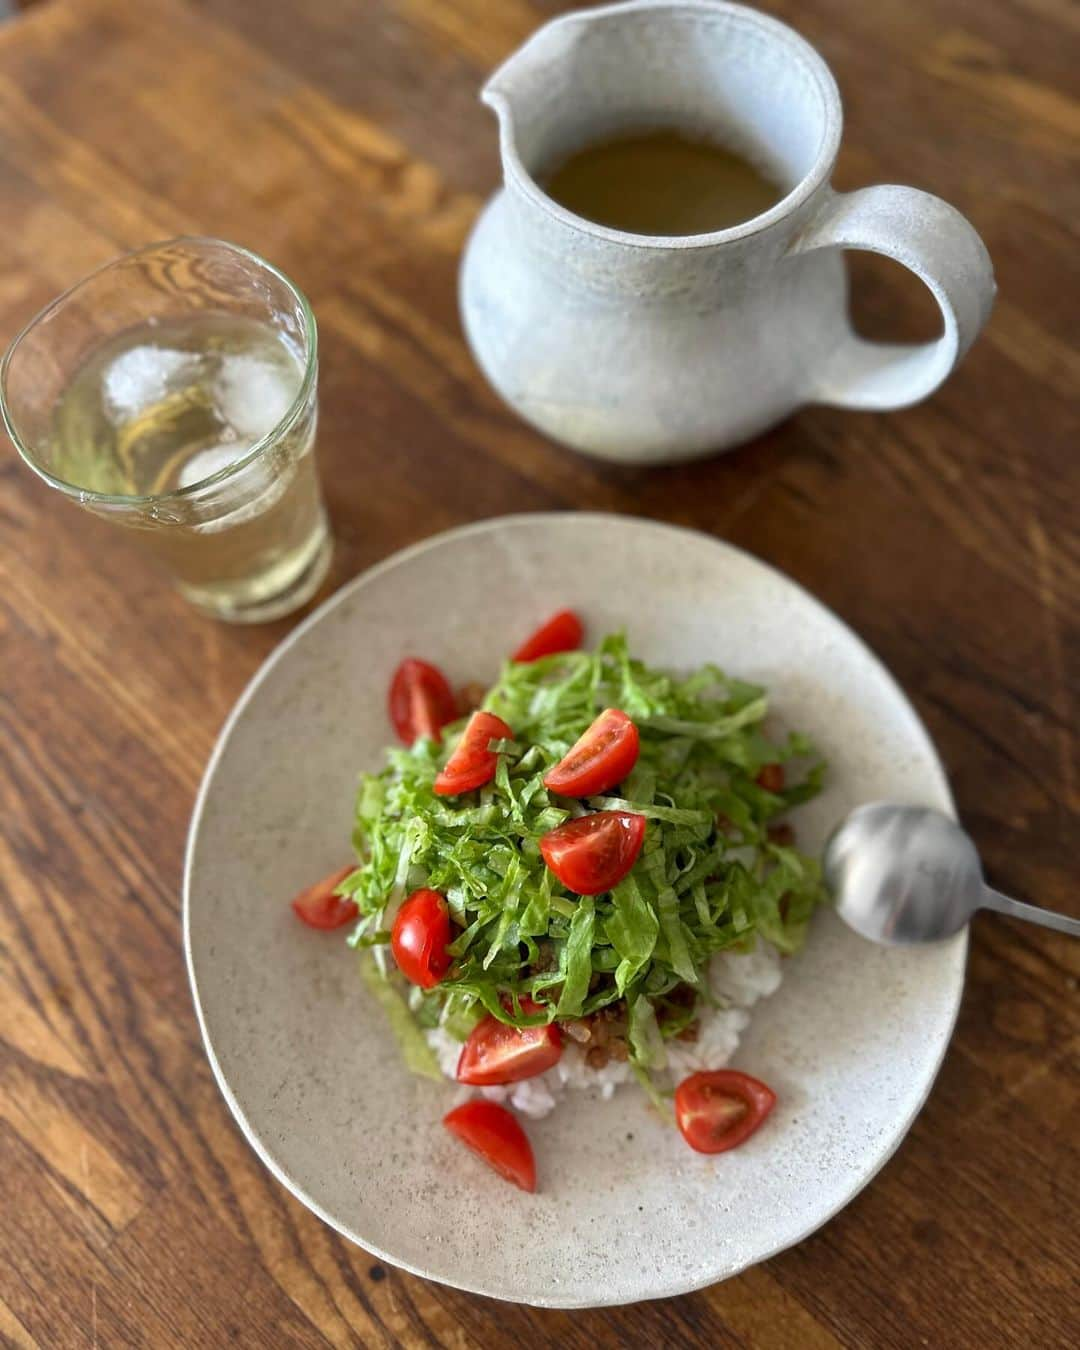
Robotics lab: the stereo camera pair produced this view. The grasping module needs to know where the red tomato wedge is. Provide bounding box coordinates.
[543,708,640,798]
[434,711,513,796]
[457,1000,563,1086]
[290,865,358,930]
[675,1070,777,1154]
[388,658,456,745]
[755,763,785,793]
[443,1100,536,1192]
[539,811,646,895]
[512,610,584,663]
[391,888,452,989]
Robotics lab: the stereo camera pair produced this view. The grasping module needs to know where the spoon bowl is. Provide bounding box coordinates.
[823,802,1079,945]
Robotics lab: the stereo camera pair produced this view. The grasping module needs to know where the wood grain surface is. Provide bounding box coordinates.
[1,0,1077,1345]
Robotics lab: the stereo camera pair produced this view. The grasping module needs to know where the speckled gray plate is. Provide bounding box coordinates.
[185,513,965,1308]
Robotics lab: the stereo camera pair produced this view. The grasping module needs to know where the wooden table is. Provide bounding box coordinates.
[2,0,1076,1344]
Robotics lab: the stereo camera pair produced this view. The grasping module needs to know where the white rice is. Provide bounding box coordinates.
[426,940,784,1119]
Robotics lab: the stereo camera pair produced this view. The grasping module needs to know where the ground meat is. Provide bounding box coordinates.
[768,821,796,847]
[595,1004,627,1038]
[676,1019,700,1043]
[585,1031,631,1068]
[455,682,487,717]
[665,983,697,1011]
[530,941,558,973]
[571,1000,629,1069]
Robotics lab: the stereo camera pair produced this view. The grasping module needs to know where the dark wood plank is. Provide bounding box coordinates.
[0,0,1076,1345]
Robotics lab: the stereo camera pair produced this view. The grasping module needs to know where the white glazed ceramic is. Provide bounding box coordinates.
[185,514,966,1307]
[460,0,996,464]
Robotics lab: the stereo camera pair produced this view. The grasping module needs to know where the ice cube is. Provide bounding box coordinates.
[176,440,247,489]
[103,345,199,421]
[214,352,297,441]
[182,440,293,532]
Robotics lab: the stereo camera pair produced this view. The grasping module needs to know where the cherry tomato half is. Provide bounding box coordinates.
[433,710,514,796]
[443,1100,536,1192]
[675,1070,777,1154]
[544,708,640,798]
[539,811,646,895]
[388,658,456,745]
[457,999,563,1085]
[755,763,785,793]
[391,888,453,989]
[512,609,584,663]
[290,865,358,930]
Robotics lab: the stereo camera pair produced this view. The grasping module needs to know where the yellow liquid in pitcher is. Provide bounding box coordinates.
[542,129,783,235]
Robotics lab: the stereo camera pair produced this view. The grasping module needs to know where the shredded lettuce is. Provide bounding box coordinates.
[360,960,443,1081]
[348,633,827,1096]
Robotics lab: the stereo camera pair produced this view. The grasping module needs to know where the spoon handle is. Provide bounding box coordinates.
[982,888,1080,938]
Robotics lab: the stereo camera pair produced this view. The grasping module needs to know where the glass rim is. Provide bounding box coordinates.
[0,235,319,507]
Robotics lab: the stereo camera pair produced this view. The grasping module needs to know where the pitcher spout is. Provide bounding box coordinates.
[481,1,611,108]
[481,6,599,172]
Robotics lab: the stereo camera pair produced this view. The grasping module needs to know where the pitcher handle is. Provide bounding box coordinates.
[791,186,996,410]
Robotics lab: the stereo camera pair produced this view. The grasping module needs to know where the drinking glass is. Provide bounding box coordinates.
[1,237,331,622]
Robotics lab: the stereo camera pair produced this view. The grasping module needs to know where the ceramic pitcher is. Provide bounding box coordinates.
[460,0,996,464]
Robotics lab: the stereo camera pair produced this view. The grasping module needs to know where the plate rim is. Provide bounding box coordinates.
[183,511,967,1307]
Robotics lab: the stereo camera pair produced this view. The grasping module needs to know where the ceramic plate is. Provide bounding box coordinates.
[185,513,965,1307]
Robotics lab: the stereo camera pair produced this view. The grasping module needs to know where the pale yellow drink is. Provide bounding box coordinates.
[45,313,328,620]
[2,239,330,623]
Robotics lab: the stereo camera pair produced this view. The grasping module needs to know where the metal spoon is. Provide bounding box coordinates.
[823,802,1080,945]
